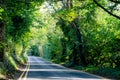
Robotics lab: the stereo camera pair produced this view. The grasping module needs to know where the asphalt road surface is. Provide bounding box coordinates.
[26,56,107,80]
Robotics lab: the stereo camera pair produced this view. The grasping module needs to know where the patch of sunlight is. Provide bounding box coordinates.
[95,8,108,26]
[5,53,18,69]
[114,30,120,38]
[60,62,65,65]
[9,57,18,69]
[0,74,6,79]
[27,78,98,80]
[29,69,69,72]
[65,56,69,60]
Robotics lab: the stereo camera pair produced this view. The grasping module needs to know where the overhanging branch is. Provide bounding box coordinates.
[109,0,120,3]
[93,0,120,20]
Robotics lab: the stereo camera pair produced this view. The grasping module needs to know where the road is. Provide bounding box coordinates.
[25,56,107,80]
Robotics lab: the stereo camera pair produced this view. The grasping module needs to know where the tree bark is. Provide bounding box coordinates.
[0,21,5,62]
[72,19,87,66]
[67,0,73,9]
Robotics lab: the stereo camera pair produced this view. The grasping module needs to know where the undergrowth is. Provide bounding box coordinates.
[0,52,27,79]
[71,65,120,79]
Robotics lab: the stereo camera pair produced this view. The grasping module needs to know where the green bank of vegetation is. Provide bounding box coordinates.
[0,0,44,79]
[0,0,120,79]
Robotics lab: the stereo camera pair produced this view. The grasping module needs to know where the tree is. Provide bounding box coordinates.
[0,20,4,61]
[0,0,44,62]
[93,0,120,19]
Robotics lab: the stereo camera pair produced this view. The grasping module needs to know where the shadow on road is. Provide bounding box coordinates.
[27,56,103,80]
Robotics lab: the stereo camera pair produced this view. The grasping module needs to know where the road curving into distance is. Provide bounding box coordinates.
[21,56,110,80]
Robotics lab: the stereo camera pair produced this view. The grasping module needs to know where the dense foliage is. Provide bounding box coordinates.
[0,0,120,79]
[0,0,44,78]
[38,0,120,67]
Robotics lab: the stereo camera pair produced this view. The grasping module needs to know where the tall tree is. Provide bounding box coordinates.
[0,20,5,61]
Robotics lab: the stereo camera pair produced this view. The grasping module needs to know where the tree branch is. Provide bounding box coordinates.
[93,0,120,20]
[109,0,120,3]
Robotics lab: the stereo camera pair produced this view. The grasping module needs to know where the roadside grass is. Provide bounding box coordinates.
[0,52,27,79]
[2,53,19,79]
[0,62,6,80]
[71,65,120,79]
[44,58,120,79]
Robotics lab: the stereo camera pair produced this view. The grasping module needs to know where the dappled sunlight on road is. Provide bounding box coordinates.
[25,56,107,80]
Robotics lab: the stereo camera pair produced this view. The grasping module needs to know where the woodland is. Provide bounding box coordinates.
[0,0,120,79]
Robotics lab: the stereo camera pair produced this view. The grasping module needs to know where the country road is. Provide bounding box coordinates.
[23,56,108,80]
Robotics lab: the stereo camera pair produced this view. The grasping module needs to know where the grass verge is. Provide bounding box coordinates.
[69,65,120,79]
[0,52,28,79]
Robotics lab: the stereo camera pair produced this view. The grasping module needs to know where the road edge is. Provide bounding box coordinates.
[40,57,110,80]
[18,57,30,80]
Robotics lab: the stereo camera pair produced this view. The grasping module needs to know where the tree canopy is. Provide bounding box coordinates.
[0,0,120,79]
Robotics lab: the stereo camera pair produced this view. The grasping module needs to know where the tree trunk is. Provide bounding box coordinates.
[61,39,66,62]
[20,40,26,57]
[72,20,87,66]
[67,0,73,9]
[0,21,5,62]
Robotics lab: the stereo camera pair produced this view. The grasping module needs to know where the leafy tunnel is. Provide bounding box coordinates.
[0,0,120,79]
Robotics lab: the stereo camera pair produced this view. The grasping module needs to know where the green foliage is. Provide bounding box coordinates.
[0,7,4,19]
[29,45,40,56]
[95,67,120,79]
[3,53,17,78]
[0,0,120,79]
[0,42,4,52]
[0,0,44,78]
[72,65,120,79]
[11,16,30,41]
[0,62,6,75]
[36,0,120,68]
